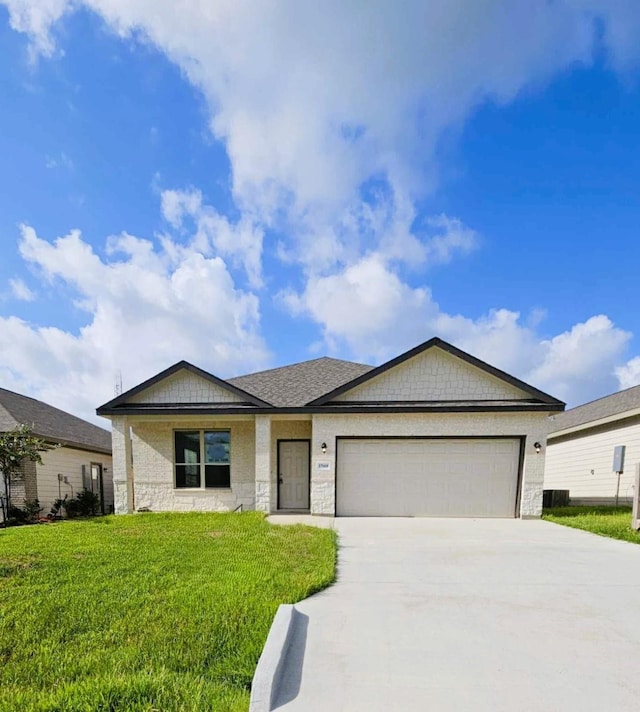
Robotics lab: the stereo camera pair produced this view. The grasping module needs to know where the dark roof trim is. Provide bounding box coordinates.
[97,361,274,413]
[334,398,538,406]
[307,337,565,407]
[97,402,562,417]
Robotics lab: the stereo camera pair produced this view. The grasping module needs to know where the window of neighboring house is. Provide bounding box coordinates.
[174,430,231,489]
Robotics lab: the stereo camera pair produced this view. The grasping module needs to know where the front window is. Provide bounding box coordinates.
[174,430,230,489]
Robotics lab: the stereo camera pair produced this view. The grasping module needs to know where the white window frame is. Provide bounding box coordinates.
[174,429,231,490]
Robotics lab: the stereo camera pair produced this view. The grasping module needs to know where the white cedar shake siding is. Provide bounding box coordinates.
[545,420,640,505]
[37,447,113,514]
[128,371,245,404]
[102,342,561,518]
[333,349,526,401]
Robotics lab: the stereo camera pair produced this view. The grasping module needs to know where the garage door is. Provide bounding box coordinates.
[336,438,521,517]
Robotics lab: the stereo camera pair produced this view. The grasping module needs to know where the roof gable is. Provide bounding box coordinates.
[98,361,272,412]
[309,338,564,406]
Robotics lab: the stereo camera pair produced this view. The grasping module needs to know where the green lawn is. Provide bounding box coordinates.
[543,506,640,545]
[0,512,336,711]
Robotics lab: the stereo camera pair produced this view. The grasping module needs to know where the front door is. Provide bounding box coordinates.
[278,440,310,510]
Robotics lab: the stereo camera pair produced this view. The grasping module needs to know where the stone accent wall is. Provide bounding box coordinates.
[111,416,132,514]
[129,370,245,404]
[254,416,271,512]
[310,411,550,517]
[333,347,529,402]
[131,419,255,512]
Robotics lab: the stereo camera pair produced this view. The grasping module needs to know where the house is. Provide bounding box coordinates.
[545,384,640,505]
[0,387,113,517]
[96,337,564,519]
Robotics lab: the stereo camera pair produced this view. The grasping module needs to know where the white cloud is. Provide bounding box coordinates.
[285,254,631,406]
[0,223,268,423]
[8,277,36,301]
[160,187,264,288]
[422,215,479,266]
[5,1,640,243]
[44,151,73,170]
[3,0,640,411]
[616,356,640,390]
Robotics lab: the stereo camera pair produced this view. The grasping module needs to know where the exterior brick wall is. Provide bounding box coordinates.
[22,459,38,503]
[130,419,255,512]
[7,458,38,508]
[333,348,528,401]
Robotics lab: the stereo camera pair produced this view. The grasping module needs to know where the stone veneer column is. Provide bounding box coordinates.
[254,415,272,513]
[310,416,336,515]
[520,433,548,518]
[111,416,133,514]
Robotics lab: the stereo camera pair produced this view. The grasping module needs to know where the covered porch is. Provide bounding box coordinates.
[111,414,325,515]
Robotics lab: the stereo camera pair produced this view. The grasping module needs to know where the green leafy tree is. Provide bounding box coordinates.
[0,424,58,521]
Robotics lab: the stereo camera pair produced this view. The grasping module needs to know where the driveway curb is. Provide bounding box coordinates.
[249,604,298,712]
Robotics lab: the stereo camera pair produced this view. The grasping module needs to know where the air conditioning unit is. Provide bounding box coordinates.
[542,489,570,508]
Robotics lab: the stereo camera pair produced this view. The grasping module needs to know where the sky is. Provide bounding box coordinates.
[1,1,640,425]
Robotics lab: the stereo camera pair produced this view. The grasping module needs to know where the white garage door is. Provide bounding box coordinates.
[336,438,521,517]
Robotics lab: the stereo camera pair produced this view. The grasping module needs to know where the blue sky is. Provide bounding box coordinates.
[1,1,640,422]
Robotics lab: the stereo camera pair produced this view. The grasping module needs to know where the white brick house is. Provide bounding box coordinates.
[97,338,564,518]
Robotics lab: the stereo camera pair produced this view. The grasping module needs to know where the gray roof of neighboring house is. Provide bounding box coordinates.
[548,383,640,435]
[0,387,112,453]
[228,357,373,407]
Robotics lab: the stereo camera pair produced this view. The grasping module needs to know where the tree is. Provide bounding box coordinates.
[0,424,58,522]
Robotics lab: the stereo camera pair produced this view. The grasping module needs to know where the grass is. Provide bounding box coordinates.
[543,506,640,545]
[0,512,336,711]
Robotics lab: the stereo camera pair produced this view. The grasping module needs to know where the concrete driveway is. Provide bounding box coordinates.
[274,518,640,711]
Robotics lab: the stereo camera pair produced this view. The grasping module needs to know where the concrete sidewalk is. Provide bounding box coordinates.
[274,518,640,712]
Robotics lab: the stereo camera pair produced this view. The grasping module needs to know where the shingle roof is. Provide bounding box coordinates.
[227,357,373,407]
[0,387,112,453]
[548,383,640,435]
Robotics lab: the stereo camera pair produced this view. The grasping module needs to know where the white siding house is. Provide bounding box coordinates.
[0,388,113,517]
[545,385,640,505]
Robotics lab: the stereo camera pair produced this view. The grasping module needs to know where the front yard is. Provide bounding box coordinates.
[543,506,640,545]
[0,512,336,711]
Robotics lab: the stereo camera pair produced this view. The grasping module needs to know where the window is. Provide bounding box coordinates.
[174,430,230,489]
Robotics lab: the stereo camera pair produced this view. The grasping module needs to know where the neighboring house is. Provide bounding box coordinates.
[545,384,640,505]
[97,338,564,518]
[0,388,113,517]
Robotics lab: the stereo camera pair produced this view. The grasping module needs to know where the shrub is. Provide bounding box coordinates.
[64,489,101,518]
[23,498,42,522]
[7,506,28,524]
